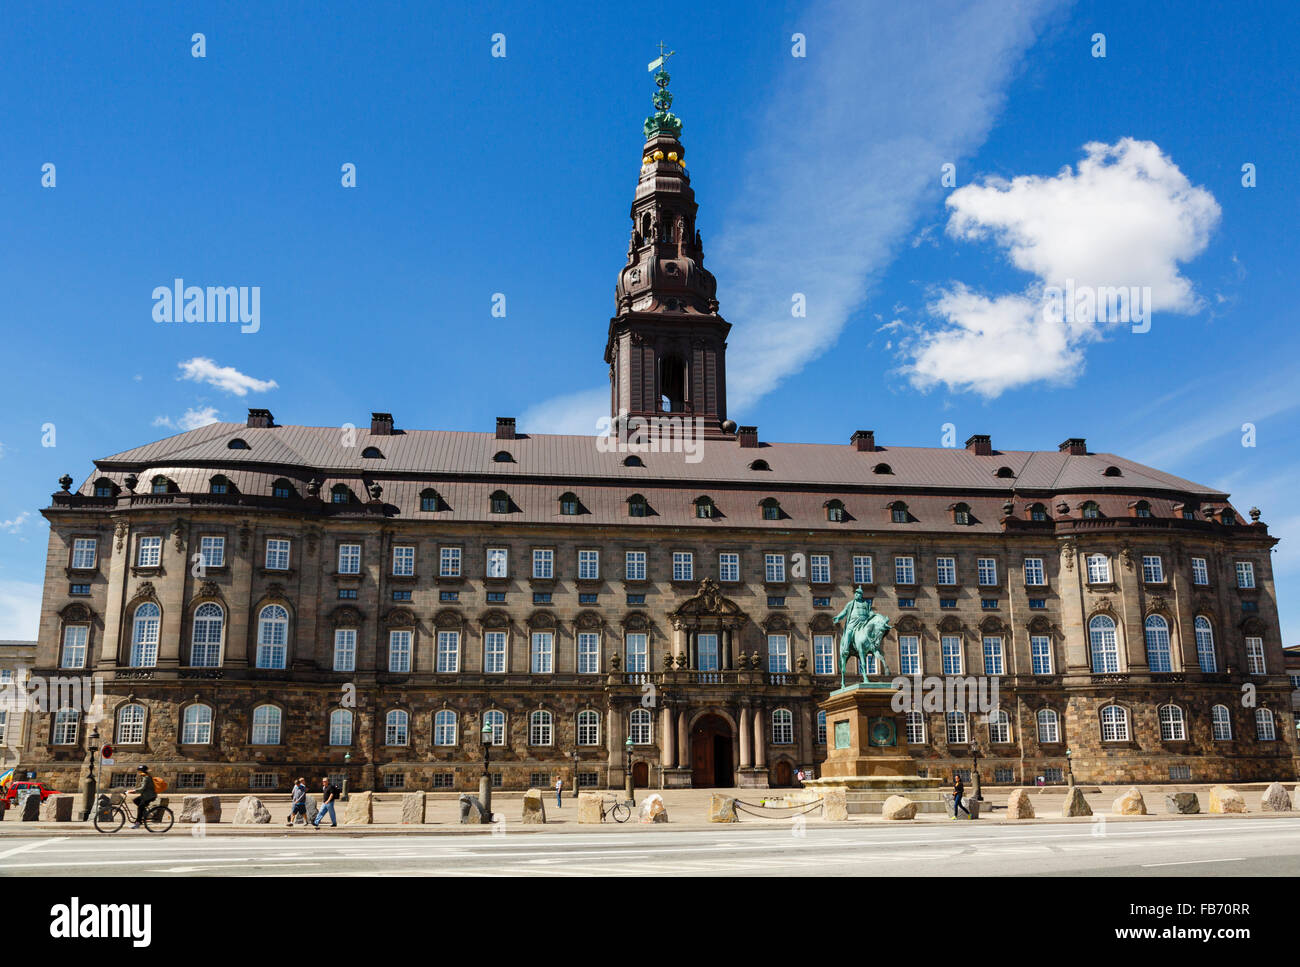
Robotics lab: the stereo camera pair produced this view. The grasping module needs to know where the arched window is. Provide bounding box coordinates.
[1036,708,1060,744]
[227,438,250,450]
[385,709,409,746]
[760,498,781,521]
[1100,704,1129,742]
[1144,614,1172,672]
[1085,553,1111,584]
[1081,501,1100,519]
[817,710,827,744]
[191,602,224,667]
[131,602,160,667]
[489,490,510,514]
[271,479,296,499]
[116,703,146,744]
[256,604,289,669]
[771,708,794,745]
[946,710,968,744]
[1194,617,1217,672]
[150,476,170,494]
[988,708,1011,744]
[52,707,79,745]
[209,475,230,495]
[529,710,553,746]
[749,459,771,471]
[627,494,648,518]
[93,478,117,498]
[434,709,458,746]
[1222,509,1237,525]
[873,463,892,475]
[484,709,506,746]
[1158,704,1186,741]
[905,710,925,744]
[1027,503,1048,522]
[420,488,442,512]
[622,455,644,467]
[329,708,353,746]
[1255,708,1276,741]
[1089,615,1119,673]
[1103,466,1122,477]
[694,496,714,519]
[182,703,213,744]
[630,708,653,745]
[1133,500,1152,518]
[826,499,845,523]
[953,503,971,526]
[890,501,908,524]
[361,446,384,459]
[251,705,281,745]
[559,492,580,516]
[577,709,601,746]
[1211,705,1232,741]
[330,484,351,504]
[492,450,514,463]
[995,466,1015,479]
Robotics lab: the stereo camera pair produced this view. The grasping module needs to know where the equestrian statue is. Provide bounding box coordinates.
[832,587,892,688]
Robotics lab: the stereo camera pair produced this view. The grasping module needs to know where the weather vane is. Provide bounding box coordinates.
[648,41,675,73]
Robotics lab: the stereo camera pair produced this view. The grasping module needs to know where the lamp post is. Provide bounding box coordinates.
[480,720,494,817]
[1065,748,1075,787]
[971,742,983,803]
[81,728,100,823]
[571,749,580,799]
[342,752,351,801]
[624,736,634,805]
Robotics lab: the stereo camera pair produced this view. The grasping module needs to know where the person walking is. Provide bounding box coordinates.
[952,774,970,820]
[287,776,308,827]
[313,776,340,828]
[554,776,563,808]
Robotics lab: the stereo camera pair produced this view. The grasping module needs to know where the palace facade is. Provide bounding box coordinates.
[20,68,1294,793]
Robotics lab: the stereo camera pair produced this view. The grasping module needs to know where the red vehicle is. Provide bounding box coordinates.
[2,781,60,808]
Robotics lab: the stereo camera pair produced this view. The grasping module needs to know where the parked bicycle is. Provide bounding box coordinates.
[600,798,631,823]
[93,791,174,833]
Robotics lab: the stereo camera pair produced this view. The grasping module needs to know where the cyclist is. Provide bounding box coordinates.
[129,765,157,829]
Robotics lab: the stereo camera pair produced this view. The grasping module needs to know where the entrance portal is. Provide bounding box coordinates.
[690,714,734,787]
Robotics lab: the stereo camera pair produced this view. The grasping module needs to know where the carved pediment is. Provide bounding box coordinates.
[330,605,364,627]
[387,607,418,629]
[527,610,557,629]
[574,610,603,631]
[1027,615,1054,635]
[671,578,745,620]
[478,609,510,629]
[978,616,1008,634]
[938,616,965,634]
[809,613,834,632]
[622,611,650,631]
[761,613,791,632]
[59,602,95,623]
[894,615,923,634]
[431,608,462,630]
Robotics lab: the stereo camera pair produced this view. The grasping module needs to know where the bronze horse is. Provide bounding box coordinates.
[839,611,892,688]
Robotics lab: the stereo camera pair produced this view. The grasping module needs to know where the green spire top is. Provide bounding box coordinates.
[643,42,682,139]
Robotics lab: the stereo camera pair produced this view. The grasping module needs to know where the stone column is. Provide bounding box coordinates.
[722,629,732,670]
[98,518,131,668]
[688,630,697,669]
[676,707,689,767]
[157,521,187,668]
[607,703,624,781]
[753,705,766,769]
[660,705,676,768]
[739,704,753,767]
[798,704,813,766]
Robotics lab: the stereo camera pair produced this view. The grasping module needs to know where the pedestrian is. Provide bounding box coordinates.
[952,774,970,820]
[287,776,308,827]
[555,776,563,808]
[129,765,157,829]
[313,777,340,828]
[796,768,806,785]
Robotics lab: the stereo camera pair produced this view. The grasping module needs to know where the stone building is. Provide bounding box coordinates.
[18,68,1295,793]
[0,640,36,774]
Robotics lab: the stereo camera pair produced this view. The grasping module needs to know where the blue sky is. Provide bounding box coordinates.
[1,0,1297,640]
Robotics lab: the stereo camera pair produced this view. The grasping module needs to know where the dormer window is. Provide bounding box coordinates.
[1103,466,1122,477]
[227,437,250,450]
[490,490,511,514]
[493,451,514,463]
[889,501,908,524]
[760,498,782,521]
[559,493,580,516]
[1027,503,1047,522]
[1081,501,1100,519]
[873,463,892,475]
[694,496,714,520]
[1221,509,1237,525]
[150,476,170,495]
[1133,500,1152,518]
[272,479,295,500]
[628,494,648,518]
[623,455,644,467]
[362,446,384,459]
[995,466,1015,479]
[952,502,971,525]
[93,478,116,498]
[749,459,771,471]
[826,499,845,523]
[209,475,230,495]
[420,488,442,512]
[331,485,351,505]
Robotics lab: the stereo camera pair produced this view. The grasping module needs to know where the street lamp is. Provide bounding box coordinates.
[342,752,351,801]
[1065,748,1075,787]
[480,720,495,816]
[571,749,580,799]
[970,742,983,803]
[624,736,634,805]
[81,727,101,822]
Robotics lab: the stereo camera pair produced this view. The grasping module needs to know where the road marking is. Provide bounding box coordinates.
[152,862,321,873]
[0,837,66,861]
[1141,857,1245,868]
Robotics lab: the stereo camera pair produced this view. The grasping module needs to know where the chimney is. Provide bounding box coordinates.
[965,434,992,456]
[247,408,274,429]
[495,417,517,440]
[1059,437,1087,456]
[851,430,876,452]
[736,425,759,448]
[370,412,394,435]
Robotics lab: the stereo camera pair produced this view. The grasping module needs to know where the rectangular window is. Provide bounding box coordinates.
[1023,557,1045,586]
[532,592,552,605]
[383,774,407,790]
[532,548,553,579]
[767,634,790,673]
[1028,598,1046,609]
[718,553,739,583]
[337,588,358,600]
[197,535,224,569]
[626,593,645,605]
[69,584,91,596]
[980,598,999,610]
[176,773,205,790]
[439,591,459,603]
[1191,557,1209,585]
[71,538,97,570]
[265,539,290,571]
[486,547,508,578]
[1236,561,1255,589]
[939,598,957,609]
[767,595,786,608]
[936,556,956,586]
[982,636,1005,675]
[1031,635,1052,675]
[486,591,506,603]
[894,557,914,585]
[137,536,162,568]
[1245,637,1266,675]
[897,597,915,608]
[578,593,598,605]
[333,629,356,672]
[577,633,600,674]
[977,558,997,586]
[625,551,646,581]
[436,631,459,673]
[898,635,920,675]
[813,634,835,675]
[625,633,648,673]
[765,553,786,582]
[578,549,600,581]
[1141,555,1164,583]
[941,636,962,675]
[392,590,411,602]
[338,543,361,575]
[484,632,507,674]
[392,545,415,576]
[1086,554,1111,584]
[813,596,831,607]
[698,634,720,672]
[250,773,278,790]
[61,626,88,669]
[809,554,830,584]
[431,774,455,789]
[389,630,412,673]
[439,546,462,577]
[672,552,693,582]
[853,555,874,585]
[530,632,554,674]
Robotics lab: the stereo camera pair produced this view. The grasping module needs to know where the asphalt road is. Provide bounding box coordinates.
[3,818,1300,876]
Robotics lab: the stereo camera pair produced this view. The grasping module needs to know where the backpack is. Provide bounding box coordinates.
[152,777,168,793]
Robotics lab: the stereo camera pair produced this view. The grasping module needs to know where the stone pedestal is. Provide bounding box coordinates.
[661,767,693,789]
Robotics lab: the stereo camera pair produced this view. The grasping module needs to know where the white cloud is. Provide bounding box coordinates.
[0,580,41,640]
[177,357,278,396]
[153,406,221,432]
[903,138,1221,396]
[0,512,31,534]
[520,387,609,436]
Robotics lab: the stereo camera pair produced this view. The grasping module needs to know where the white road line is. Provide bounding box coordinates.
[0,837,66,861]
[1141,857,1245,868]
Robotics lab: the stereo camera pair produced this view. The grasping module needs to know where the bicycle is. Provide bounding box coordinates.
[93,792,174,833]
[599,798,631,823]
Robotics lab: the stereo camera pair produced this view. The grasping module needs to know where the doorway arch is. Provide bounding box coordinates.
[690,713,734,787]
[632,761,649,787]
[772,760,793,787]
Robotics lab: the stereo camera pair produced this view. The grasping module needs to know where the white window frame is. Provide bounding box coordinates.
[532,548,554,579]
[936,556,956,586]
[388,630,413,674]
[625,550,646,581]
[809,554,830,584]
[392,545,415,577]
[1089,615,1119,673]
[333,629,357,672]
[630,708,653,745]
[1191,557,1209,586]
[529,710,553,746]
[898,635,921,675]
[576,709,600,746]
[72,538,97,570]
[718,552,739,583]
[977,557,997,587]
[256,605,289,669]
[1211,705,1232,741]
[1100,704,1129,742]
[182,704,213,745]
[190,602,224,667]
[1246,636,1266,675]
[1030,635,1052,675]
[131,603,160,667]
[813,634,835,675]
[1194,616,1216,673]
[328,708,353,746]
[852,555,873,585]
[771,708,794,745]
[1036,708,1060,744]
[765,553,786,583]
[137,536,162,568]
[1235,561,1255,589]
[337,543,361,575]
[60,625,89,669]
[1141,555,1164,584]
[434,709,457,746]
[1158,704,1186,741]
[484,631,507,674]
[265,538,291,571]
[672,551,693,582]
[982,636,1004,675]
[53,707,80,745]
[251,705,282,745]
[439,546,462,577]
[436,631,459,673]
[1255,708,1276,742]
[530,631,554,674]
[577,632,600,674]
[941,635,963,675]
[625,633,648,673]
[200,535,225,569]
[1023,557,1045,586]
[767,634,790,673]
[894,556,915,585]
[988,708,1011,744]
[116,703,146,744]
[1144,615,1173,672]
[578,549,600,581]
[486,547,508,579]
[946,710,968,744]
[484,709,505,745]
[905,710,925,744]
[385,709,409,746]
[1086,553,1111,584]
